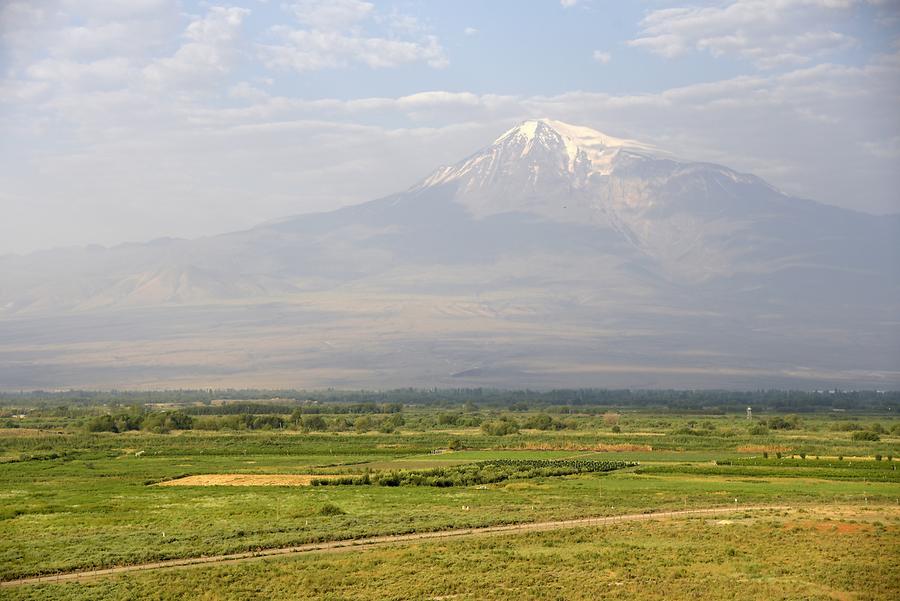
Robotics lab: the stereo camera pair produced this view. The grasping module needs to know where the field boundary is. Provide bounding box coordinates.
[1,505,790,588]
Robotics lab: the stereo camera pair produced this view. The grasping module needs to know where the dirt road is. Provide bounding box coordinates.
[1,505,788,588]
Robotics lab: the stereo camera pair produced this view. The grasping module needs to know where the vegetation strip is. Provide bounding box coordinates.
[0,505,788,588]
[311,459,637,487]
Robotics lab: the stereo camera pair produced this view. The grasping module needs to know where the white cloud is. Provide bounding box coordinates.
[560,0,579,7]
[143,6,250,86]
[261,29,446,71]
[4,50,898,252]
[0,0,897,256]
[629,0,861,69]
[259,1,447,72]
[592,50,611,64]
[464,27,478,36]
[287,0,373,30]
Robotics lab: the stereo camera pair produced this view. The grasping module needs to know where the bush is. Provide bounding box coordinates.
[602,412,620,426]
[317,503,346,516]
[749,424,768,435]
[851,431,880,441]
[448,439,464,451]
[142,411,193,434]
[522,414,563,431]
[301,415,327,431]
[86,414,119,433]
[830,422,863,432]
[768,415,802,430]
[481,419,519,436]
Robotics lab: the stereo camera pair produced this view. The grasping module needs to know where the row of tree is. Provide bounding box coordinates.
[6,387,897,412]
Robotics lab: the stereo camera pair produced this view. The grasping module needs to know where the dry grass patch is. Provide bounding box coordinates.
[735,444,792,453]
[157,474,338,487]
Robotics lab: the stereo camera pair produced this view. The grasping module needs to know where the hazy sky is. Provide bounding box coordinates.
[1,0,899,255]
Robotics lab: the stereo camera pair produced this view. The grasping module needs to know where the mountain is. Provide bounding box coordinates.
[1,119,898,390]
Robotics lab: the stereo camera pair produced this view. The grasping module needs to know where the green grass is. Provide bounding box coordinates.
[1,411,898,586]
[6,505,898,600]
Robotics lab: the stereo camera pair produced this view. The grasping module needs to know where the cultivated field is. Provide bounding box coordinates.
[1,395,898,599]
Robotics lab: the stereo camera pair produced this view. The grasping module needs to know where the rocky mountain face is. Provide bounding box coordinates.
[1,120,897,390]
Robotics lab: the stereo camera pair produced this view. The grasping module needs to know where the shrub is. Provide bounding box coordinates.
[142,411,194,434]
[354,416,374,433]
[481,419,519,436]
[317,503,346,516]
[768,415,801,430]
[522,414,556,430]
[301,415,327,432]
[851,431,880,441]
[831,422,863,432]
[611,425,621,433]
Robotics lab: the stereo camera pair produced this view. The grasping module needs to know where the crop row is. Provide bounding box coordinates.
[311,459,637,487]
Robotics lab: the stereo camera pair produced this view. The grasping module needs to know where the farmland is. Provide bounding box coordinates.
[1,392,898,599]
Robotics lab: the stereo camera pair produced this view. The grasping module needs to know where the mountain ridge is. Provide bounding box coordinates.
[0,119,897,390]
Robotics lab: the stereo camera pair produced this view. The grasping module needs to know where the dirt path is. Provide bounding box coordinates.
[1,505,788,588]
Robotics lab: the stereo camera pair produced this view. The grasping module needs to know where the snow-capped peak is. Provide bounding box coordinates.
[494,119,654,152]
[419,119,664,190]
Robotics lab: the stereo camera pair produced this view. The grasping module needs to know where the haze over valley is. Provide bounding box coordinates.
[2,119,897,390]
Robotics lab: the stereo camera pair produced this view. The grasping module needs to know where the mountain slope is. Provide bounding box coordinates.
[0,119,897,389]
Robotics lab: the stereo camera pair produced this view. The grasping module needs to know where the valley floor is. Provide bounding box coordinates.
[1,408,897,599]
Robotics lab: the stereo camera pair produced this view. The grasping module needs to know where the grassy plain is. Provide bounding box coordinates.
[7,506,899,601]
[0,407,898,599]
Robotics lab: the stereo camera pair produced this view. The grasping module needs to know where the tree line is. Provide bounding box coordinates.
[3,387,896,413]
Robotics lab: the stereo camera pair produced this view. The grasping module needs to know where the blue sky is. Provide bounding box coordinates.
[1,0,899,254]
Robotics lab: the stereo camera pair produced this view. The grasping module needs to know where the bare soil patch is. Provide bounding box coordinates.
[157,474,337,487]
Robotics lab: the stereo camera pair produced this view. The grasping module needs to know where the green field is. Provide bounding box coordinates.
[1,400,898,599]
